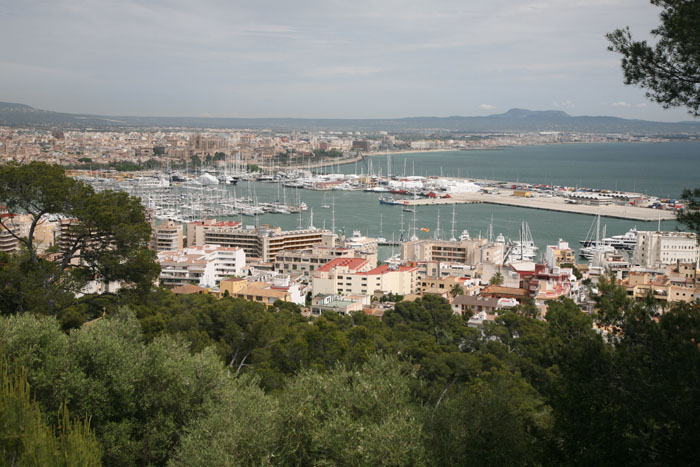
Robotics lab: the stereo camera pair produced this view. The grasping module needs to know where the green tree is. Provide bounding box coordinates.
[168,377,279,467]
[607,0,700,116]
[0,357,102,466]
[490,271,504,285]
[677,187,700,237]
[449,283,465,298]
[426,371,551,466]
[0,163,159,316]
[0,311,232,466]
[276,355,427,465]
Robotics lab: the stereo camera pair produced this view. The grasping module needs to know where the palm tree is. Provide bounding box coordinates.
[450,284,465,298]
[489,272,504,286]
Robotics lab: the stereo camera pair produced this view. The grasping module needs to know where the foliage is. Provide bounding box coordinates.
[425,371,551,466]
[490,271,504,285]
[168,376,279,467]
[560,262,582,280]
[0,162,159,316]
[2,283,700,465]
[109,161,142,172]
[0,311,230,466]
[313,148,343,158]
[276,355,427,466]
[607,0,700,116]
[449,283,464,297]
[547,297,700,465]
[0,356,102,466]
[677,187,700,237]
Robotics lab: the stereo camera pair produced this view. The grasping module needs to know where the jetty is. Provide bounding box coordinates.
[400,192,677,222]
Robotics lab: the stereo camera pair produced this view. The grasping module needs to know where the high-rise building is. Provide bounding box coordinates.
[152,220,183,252]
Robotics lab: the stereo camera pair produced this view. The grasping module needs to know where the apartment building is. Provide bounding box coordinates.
[157,245,245,289]
[151,220,183,252]
[0,211,21,253]
[544,239,576,268]
[621,270,697,304]
[312,257,418,296]
[188,220,336,263]
[401,237,504,266]
[634,231,699,268]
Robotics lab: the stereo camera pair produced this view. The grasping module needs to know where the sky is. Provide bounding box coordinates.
[0,0,695,121]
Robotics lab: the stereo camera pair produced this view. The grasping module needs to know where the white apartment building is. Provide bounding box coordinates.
[634,231,699,268]
[157,245,246,289]
[312,257,418,296]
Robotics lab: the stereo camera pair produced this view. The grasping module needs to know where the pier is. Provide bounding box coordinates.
[400,192,677,222]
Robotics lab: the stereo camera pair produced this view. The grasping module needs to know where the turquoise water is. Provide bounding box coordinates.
[332,141,700,199]
[226,142,698,260]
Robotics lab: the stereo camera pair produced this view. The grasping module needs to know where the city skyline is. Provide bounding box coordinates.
[0,0,697,122]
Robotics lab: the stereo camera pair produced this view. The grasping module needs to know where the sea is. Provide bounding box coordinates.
[222,141,700,260]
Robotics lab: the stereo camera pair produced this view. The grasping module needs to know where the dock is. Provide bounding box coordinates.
[399,192,677,222]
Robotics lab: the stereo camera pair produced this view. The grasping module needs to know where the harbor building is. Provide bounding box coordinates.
[188,219,336,262]
[151,220,183,252]
[634,231,699,268]
[157,245,246,289]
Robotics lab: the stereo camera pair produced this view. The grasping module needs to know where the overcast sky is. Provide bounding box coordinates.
[0,0,694,121]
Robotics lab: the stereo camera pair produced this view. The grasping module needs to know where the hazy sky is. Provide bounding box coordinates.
[0,0,694,121]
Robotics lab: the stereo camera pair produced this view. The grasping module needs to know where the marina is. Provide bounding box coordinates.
[72,141,695,260]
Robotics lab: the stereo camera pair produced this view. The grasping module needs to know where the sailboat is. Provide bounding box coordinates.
[579,214,616,259]
[321,192,331,209]
[376,213,387,244]
[506,221,539,263]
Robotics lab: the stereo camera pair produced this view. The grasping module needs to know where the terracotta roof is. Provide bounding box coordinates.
[356,264,417,276]
[171,284,208,294]
[480,285,529,297]
[317,257,368,272]
[220,277,246,283]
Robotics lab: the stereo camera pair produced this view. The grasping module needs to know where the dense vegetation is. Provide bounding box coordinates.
[1,281,699,466]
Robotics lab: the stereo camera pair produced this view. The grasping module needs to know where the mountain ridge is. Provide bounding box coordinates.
[1,101,699,134]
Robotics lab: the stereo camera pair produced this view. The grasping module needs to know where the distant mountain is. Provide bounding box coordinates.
[1,101,699,135]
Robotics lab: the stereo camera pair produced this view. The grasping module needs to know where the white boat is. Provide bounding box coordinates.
[579,214,617,259]
[506,221,539,263]
[199,173,219,185]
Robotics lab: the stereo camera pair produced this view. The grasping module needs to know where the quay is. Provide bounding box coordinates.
[400,192,677,222]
